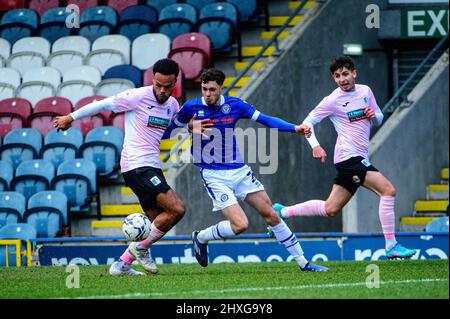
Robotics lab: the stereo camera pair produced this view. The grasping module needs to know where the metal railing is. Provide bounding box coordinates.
[162,0,316,165]
[382,34,448,114]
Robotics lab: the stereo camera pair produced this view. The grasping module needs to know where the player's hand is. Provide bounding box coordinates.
[295,124,311,137]
[53,114,73,131]
[312,145,327,164]
[364,107,375,120]
[188,113,213,139]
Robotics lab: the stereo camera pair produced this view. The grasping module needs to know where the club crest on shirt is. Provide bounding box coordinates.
[197,110,205,117]
[220,194,229,202]
[221,104,231,114]
[363,96,368,104]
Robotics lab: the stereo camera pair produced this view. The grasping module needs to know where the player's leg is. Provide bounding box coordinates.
[244,190,328,272]
[363,171,416,259]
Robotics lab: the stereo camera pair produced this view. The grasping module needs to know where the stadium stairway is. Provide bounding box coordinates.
[400,167,449,232]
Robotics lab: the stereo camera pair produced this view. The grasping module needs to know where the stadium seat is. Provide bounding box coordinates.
[29,97,73,137]
[168,32,212,82]
[17,67,62,107]
[0,192,26,228]
[29,0,61,16]
[79,126,124,178]
[145,0,177,13]
[425,217,449,232]
[132,33,171,70]
[57,66,101,106]
[0,8,39,45]
[79,6,118,43]
[47,36,91,75]
[107,0,139,14]
[198,2,237,52]
[158,4,197,41]
[0,68,21,102]
[10,159,55,201]
[0,98,32,138]
[39,7,74,44]
[86,35,130,75]
[0,1,26,12]
[40,128,83,169]
[118,5,158,42]
[104,65,142,88]
[226,0,258,23]
[51,158,97,211]
[0,38,11,67]
[96,79,135,98]
[0,222,36,267]
[66,0,99,14]
[0,128,42,169]
[72,96,109,135]
[24,191,68,237]
[7,36,51,76]
[0,161,14,191]
[144,67,184,101]
[185,0,216,12]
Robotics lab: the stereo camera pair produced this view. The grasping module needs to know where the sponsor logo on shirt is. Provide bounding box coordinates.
[147,116,170,129]
[150,176,161,186]
[198,110,205,117]
[342,102,350,107]
[347,108,367,122]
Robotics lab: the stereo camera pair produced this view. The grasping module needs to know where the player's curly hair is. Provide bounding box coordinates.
[153,58,179,77]
[200,68,226,86]
[329,56,355,74]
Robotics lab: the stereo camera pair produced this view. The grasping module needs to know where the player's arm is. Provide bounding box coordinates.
[364,88,383,126]
[253,112,310,135]
[53,98,115,131]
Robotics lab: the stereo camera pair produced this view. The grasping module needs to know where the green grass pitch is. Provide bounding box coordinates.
[0,260,448,299]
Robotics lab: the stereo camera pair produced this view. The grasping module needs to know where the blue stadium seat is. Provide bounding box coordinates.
[104,64,142,88]
[226,0,258,23]
[198,2,237,52]
[51,159,97,211]
[425,217,449,232]
[145,0,177,13]
[0,160,14,191]
[0,9,39,45]
[0,223,36,267]
[40,128,84,169]
[10,159,55,202]
[0,128,43,170]
[158,3,197,41]
[185,0,216,12]
[79,127,124,179]
[79,6,118,43]
[0,192,26,229]
[24,191,68,237]
[39,7,74,44]
[118,5,158,42]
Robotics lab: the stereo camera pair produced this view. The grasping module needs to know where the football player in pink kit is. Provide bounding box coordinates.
[270,56,416,259]
[54,59,208,276]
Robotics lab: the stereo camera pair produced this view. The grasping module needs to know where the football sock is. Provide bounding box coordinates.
[120,250,135,265]
[139,222,165,249]
[283,200,328,218]
[379,196,397,250]
[197,221,235,243]
[271,220,308,268]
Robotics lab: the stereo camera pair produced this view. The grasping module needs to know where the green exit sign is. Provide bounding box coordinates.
[401,7,448,38]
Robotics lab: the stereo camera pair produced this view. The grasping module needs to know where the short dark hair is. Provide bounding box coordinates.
[153,58,179,77]
[200,68,226,86]
[329,56,355,74]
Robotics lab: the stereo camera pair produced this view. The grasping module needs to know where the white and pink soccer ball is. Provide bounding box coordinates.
[122,213,151,242]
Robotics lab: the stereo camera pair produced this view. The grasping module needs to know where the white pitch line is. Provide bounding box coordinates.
[76,278,448,299]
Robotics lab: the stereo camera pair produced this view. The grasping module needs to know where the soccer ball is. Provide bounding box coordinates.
[122,213,151,242]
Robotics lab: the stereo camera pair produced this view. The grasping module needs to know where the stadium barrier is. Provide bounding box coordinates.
[27,232,449,267]
[0,239,32,267]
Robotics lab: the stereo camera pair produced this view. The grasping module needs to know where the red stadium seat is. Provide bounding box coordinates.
[144,67,184,101]
[168,32,212,82]
[0,0,26,11]
[66,0,99,13]
[28,0,61,16]
[0,98,32,138]
[29,97,73,136]
[107,0,139,14]
[110,112,124,132]
[72,96,109,135]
